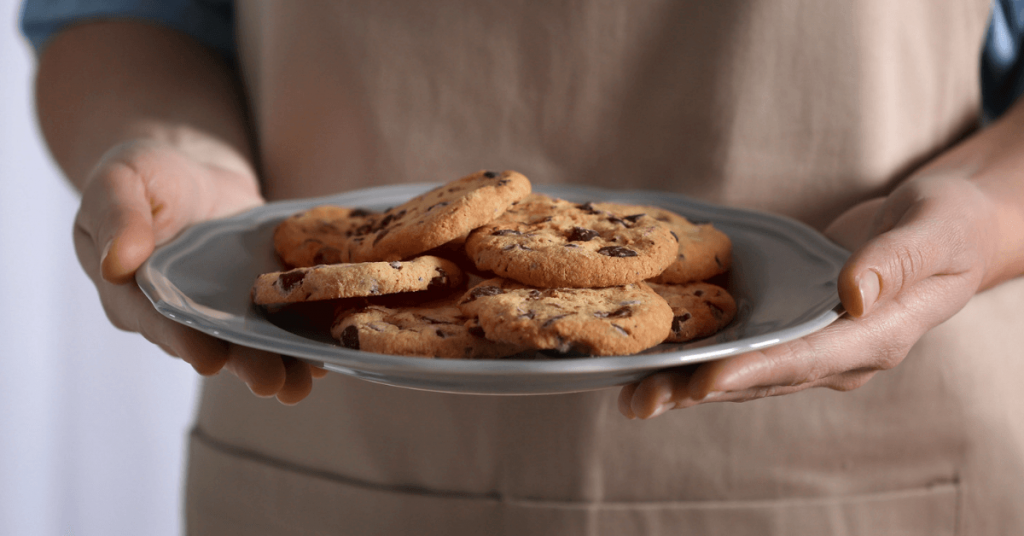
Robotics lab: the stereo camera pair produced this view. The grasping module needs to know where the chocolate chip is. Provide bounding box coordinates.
[278,270,306,293]
[468,325,486,337]
[611,324,629,336]
[542,314,569,328]
[577,202,600,214]
[372,227,390,245]
[623,214,646,224]
[389,261,402,269]
[708,302,725,319]
[607,215,627,226]
[313,247,342,265]
[427,201,449,212]
[694,289,704,297]
[340,325,360,349]
[598,246,638,257]
[497,179,510,186]
[526,290,542,299]
[671,313,692,333]
[564,243,579,248]
[519,310,536,319]
[378,213,396,229]
[350,208,374,218]
[436,329,447,338]
[466,285,504,301]
[567,227,599,242]
[426,268,449,291]
[594,306,632,319]
[492,229,522,236]
[483,171,499,178]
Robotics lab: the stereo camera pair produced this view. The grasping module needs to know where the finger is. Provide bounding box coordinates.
[686,315,902,399]
[837,195,976,318]
[276,357,314,405]
[310,365,329,379]
[619,368,698,419]
[223,346,287,397]
[618,382,640,419]
[75,224,233,374]
[77,161,157,284]
[684,367,879,405]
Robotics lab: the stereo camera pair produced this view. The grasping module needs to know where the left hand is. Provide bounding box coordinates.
[619,172,998,419]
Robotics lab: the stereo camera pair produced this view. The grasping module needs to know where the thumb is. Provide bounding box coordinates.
[836,203,965,318]
[78,160,157,284]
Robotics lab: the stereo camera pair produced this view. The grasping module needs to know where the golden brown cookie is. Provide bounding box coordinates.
[348,170,532,262]
[331,296,522,358]
[252,255,463,305]
[457,278,673,356]
[272,205,379,267]
[464,194,677,288]
[647,281,737,342]
[594,202,731,284]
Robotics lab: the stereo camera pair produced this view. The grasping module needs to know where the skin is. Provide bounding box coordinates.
[35,21,325,405]
[35,21,1024,413]
[619,97,1024,418]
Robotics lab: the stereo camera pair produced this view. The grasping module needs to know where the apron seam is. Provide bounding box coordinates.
[191,425,961,510]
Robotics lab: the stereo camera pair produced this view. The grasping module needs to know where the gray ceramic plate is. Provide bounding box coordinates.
[137,184,849,395]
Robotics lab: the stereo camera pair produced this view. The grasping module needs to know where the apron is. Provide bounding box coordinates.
[186,1,1024,534]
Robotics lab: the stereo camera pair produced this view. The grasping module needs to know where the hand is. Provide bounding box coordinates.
[618,173,997,419]
[74,140,327,404]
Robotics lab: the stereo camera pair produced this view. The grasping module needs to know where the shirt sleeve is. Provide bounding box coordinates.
[19,0,236,61]
[981,0,1024,120]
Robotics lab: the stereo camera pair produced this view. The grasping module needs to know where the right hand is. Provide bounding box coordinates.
[74,140,326,404]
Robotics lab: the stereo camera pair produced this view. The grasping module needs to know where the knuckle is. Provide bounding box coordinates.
[766,337,830,386]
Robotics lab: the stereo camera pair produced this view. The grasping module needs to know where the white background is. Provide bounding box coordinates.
[0,1,200,534]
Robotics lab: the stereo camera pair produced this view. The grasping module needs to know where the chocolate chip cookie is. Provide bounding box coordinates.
[593,202,731,284]
[348,170,532,262]
[464,194,677,288]
[273,205,379,267]
[331,296,522,358]
[647,281,737,342]
[252,255,464,305]
[457,278,673,356]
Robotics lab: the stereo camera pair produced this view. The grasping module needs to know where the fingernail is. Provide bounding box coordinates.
[648,401,675,419]
[100,238,114,266]
[857,270,881,316]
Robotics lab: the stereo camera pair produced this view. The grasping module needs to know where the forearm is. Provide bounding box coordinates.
[35,20,256,189]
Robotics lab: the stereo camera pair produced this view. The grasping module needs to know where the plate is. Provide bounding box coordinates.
[137,184,849,395]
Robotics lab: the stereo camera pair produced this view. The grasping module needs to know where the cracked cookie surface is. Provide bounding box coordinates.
[348,170,532,262]
[330,296,521,358]
[647,281,736,343]
[465,194,677,288]
[457,278,672,356]
[252,255,464,305]
[593,202,731,284]
[273,205,379,267]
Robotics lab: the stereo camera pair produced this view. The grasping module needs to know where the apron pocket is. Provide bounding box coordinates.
[186,429,958,536]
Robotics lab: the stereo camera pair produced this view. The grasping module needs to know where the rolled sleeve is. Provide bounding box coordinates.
[20,0,236,61]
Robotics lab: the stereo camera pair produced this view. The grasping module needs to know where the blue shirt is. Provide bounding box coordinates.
[19,0,1024,121]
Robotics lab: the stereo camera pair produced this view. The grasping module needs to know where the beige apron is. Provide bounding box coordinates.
[186,1,1024,534]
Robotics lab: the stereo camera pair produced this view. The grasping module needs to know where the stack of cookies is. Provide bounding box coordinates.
[252,170,736,359]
